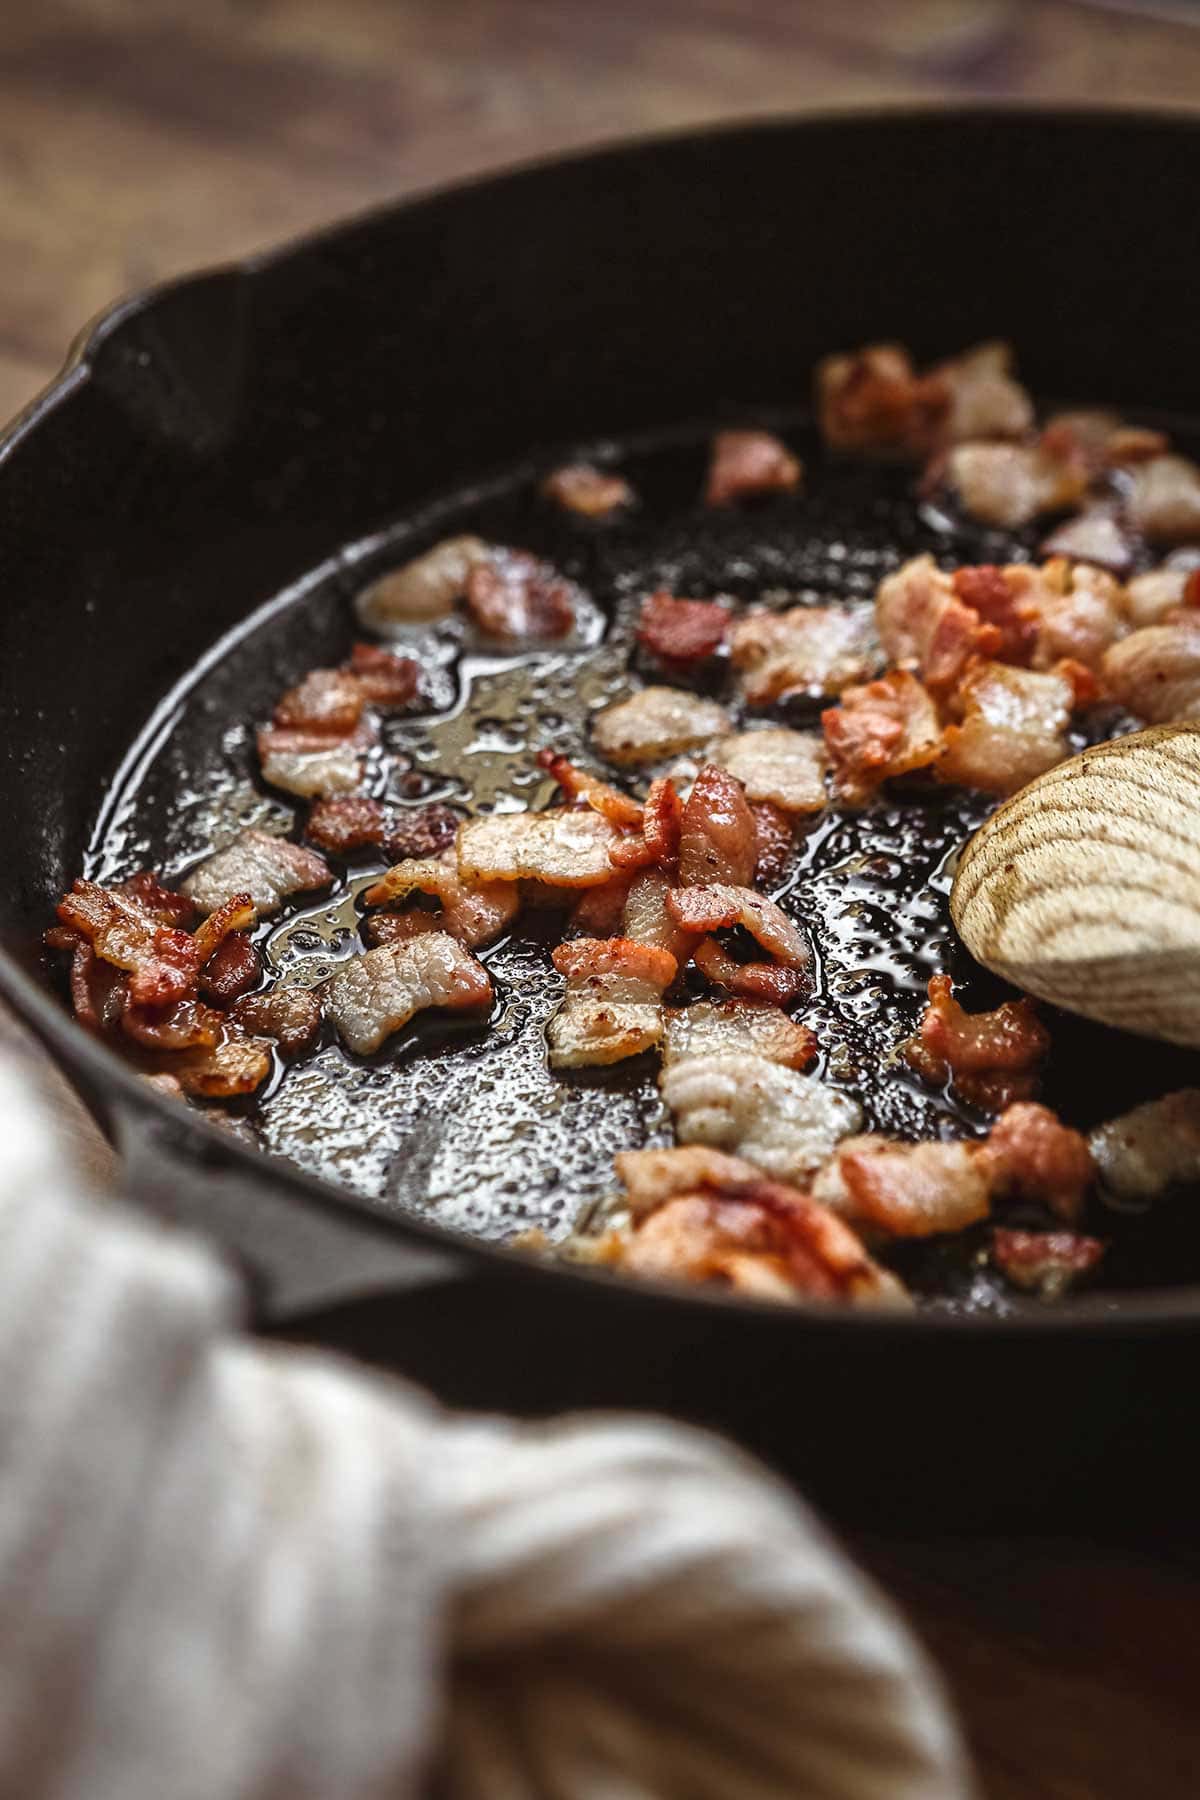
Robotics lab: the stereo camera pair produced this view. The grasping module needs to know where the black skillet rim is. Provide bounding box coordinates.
[3,100,1200,1338]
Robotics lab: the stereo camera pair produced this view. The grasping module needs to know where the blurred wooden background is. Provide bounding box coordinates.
[3,2,1200,1796]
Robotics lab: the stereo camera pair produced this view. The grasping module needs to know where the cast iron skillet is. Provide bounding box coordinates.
[2,108,1198,1527]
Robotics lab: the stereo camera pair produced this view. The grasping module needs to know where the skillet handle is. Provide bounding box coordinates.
[113,1099,466,1325]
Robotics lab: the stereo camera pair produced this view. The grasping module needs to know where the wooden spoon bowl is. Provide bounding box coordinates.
[951,723,1200,1048]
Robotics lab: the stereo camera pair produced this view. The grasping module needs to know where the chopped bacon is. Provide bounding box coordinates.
[171,1032,274,1098]
[457,807,620,888]
[541,462,633,517]
[903,974,1049,1111]
[621,868,699,965]
[191,893,257,968]
[45,929,127,1034]
[182,828,332,917]
[939,662,1072,795]
[1040,508,1133,576]
[661,1052,860,1183]
[714,729,827,815]
[1089,1089,1200,1204]
[465,546,578,640]
[678,764,757,887]
[608,777,683,872]
[751,801,795,887]
[662,998,817,1070]
[1101,616,1200,723]
[256,718,376,799]
[199,931,262,1004]
[345,643,421,707]
[121,996,225,1052]
[943,437,1089,529]
[568,870,635,938]
[305,796,461,861]
[1125,568,1190,628]
[273,667,365,735]
[1106,426,1171,465]
[667,883,808,970]
[363,847,518,948]
[816,343,949,457]
[231,984,323,1058]
[985,1102,1094,1224]
[551,937,677,990]
[363,910,441,947]
[547,937,677,1068]
[1016,560,1128,673]
[816,1136,993,1239]
[636,591,731,667]
[536,749,644,829]
[935,341,1034,445]
[822,670,943,805]
[729,603,877,704]
[875,556,1002,695]
[951,565,1039,666]
[691,940,807,1006]
[56,879,200,1009]
[705,430,802,506]
[116,872,196,930]
[354,535,490,629]
[324,930,493,1056]
[992,1228,1105,1298]
[592,685,731,767]
[1126,455,1200,544]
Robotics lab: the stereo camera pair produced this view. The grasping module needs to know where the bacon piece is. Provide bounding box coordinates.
[191,893,257,968]
[939,663,1072,795]
[542,462,633,517]
[661,1053,860,1184]
[667,882,808,969]
[547,937,676,1068]
[115,872,196,929]
[1126,455,1200,544]
[713,729,827,815]
[354,535,490,629]
[1125,567,1191,628]
[171,1032,274,1098]
[944,437,1089,529]
[307,797,461,862]
[985,1102,1094,1224]
[1101,616,1200,723]
[121,996,224,1052]
[751,801,795,888]
[273,667,365,734]
[816,1136,993,1239]
[691,940,807,1005]
[1041,409,1121,467]
[951,564,1039,667]
[56,880,200,1009]
[823,670,943,805]
[662,998,816,1070]
[465,546,578,641]
[636,591,731,667]
[346,642,421,707]
[363,847,518,948]
[1089,1089,1200,1204]
[1004,559,1127,673]
[592,685,730,767]
[457,807,620,887]
[199,931,262,1004]
[992,1228,1105,1298]
[1106,426,1171,465]
[903,974,1049,1111]
[324,930,493,1055]
[705,430,802,507]
[256,719,376,799]
[363,910,442,947]
[935,341,1034,445]
[620,869,698,966]
[568,870,635,938]
[182,829,332,917]
[875,556,1003,695]
[677,764,757,887]
[1040,508,1133,576]
[816,343,949,457]
[232,984,323,1058]
[729,602,877,704]
[44,928,128,1033]
[608,778,683,872]
[536,749,644,830]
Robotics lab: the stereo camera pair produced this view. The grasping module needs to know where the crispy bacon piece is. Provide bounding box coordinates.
[592,685,731,767]
[678,764,757,887]
[191,893,257,968]
[662,999,817,1070]
[875,556,1003,695]
[822,670,943,805]
[171,1033,274,1098]
[714,729,827,815]
[305,796,461,861]
[256,719,376,799]
[816,1136,993,1239]
[1089,1089,1200,1204]
[457,807,620,888]
[324,930,493,1056]
[992,1228,1105,1299]
[1040,508,1133,577]
[608,778,683,872]
[56,879,200,1009]
[816,343,949,457]
[536,749,644,830]
[1126,455,1200,544]
[547,937,677,1068]
[1102,616,1200,723]
[116,872,196,930]
[620,868,698,965]
[1010,559,1128,673]
[939,663,1072,795]
[182,828,332,917]
[363,847,519,948]
[363,910,442,947]
[903,974,1049,1111]
[1125,567,1191,628]
[465,546,578,641]
[273,667,365,735]
[541,462,633,517]
[346,643,421,707]
[121,996,225,1052]
[936,341,1034,445]
[199,931,262,1004]
[943,437,1089,530]
[354,535,490,629]
[751,801,795,887]
[568,870,635,938]
[667,883,808,970]
[705,430,802,506]
[231,984,323,1058]
[951,565,1039,667]
[661,1053,860,1184]
[637,591,731,667]
[985,1102,1095,1224]
[44,928,128,1033]
[691,940,807,1005]
[729,603,878,704]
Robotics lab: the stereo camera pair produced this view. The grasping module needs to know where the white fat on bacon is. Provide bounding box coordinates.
[181,828,332,917]
[944,440,1088,529]
[1089,1090,1200,1205]
[256,721,376,799]
[665,882,809,970]
[1102,617,1200,723]
[354,535,490,629]
[1125,567,1190,628]
[592,685,730,767]
[939,341,1034,444]
[362,848,518,947]
[621,869,697,965]
[940,662,1073,795]
[728,603,877,704]
[815,1136,993,1238]
[457,807,620,887]
[1125,455,1200,545]
[324,930,492,1055]
[713,728,827,814]
[546,938,676,1068]
[661,1053,861,1183]
[1040,507,1133,576]
[662,998,815,1069]
[1018,560,1128,671]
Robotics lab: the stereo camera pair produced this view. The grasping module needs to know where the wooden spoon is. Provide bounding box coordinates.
[950,723,1200,1048]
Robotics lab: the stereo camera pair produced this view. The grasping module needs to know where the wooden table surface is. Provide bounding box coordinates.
[3,3,1200,1794]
